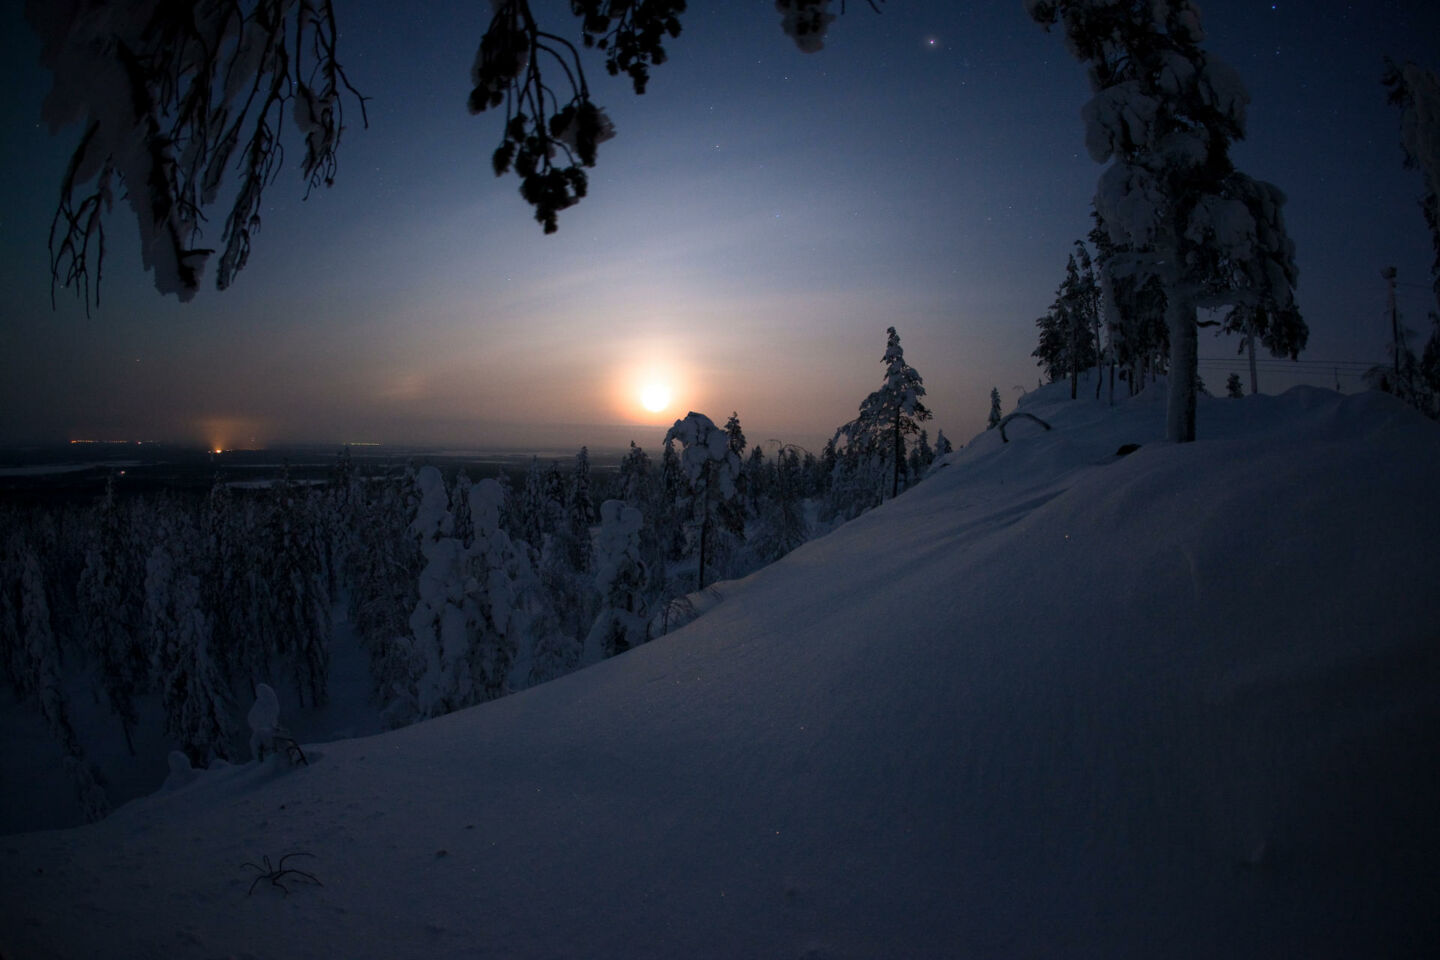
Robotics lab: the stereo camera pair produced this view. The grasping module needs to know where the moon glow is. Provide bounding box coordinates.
[639,382,672,413]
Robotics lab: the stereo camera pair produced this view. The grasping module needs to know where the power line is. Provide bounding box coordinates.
[1197,358,1377,368]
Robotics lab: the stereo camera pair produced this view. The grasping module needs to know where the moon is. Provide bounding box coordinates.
[639,382,672,413]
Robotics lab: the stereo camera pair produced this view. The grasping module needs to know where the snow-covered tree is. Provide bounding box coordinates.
[584,500,650,662]
[147,540,236,766]
[751,446,809,564]
[29,2,890,303]
[564,447,595,575]
[76,476,146,754]
[407,469,534,716]
[17,541,110,821]
[1090,205,1168,396]
[840,327,932,499]
[1385,60,1440,315]
[198,479,259,685]
[665,412,743,591]
[511,457,550,561]
[987,388,1003,429]
[1225,372,1244,399]
[347,474,421,721]
[27,0,366,308]
[617,441,669,612]
[659,436,690,562]
[406,465,467,718]
[1029,0,1303,442]
[451,469,475,549]
[461,479,532,702]
[255,470,330,708]
[934,431,954,458]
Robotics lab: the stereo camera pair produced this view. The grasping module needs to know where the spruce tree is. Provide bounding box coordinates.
[987,388,1003,430]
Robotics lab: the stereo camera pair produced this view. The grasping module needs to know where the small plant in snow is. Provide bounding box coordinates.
[241,851,322,896]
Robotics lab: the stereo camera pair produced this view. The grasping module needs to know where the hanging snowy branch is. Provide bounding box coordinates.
[1385,59,1440,314]
[473,0,886,233]
[28,0,369,311]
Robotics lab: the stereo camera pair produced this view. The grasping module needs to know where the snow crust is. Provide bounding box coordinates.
[3,383,1438,958]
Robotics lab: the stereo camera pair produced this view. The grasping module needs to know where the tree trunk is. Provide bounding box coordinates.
[891,409,902,500]
[697,461,710,590]
[1094,313,1103,399]
[1166,291,1198,443]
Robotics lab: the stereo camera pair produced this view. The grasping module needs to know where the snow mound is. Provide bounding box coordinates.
[3,386,1437,959]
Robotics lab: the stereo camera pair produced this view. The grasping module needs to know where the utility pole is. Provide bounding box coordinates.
[1383,266,1400,382]
[1246,319,1259,396]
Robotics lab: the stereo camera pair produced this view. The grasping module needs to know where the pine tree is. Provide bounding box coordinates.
[618,442,652,506]
[514,457,550,560]
[935,431,954,457]
[1226,373,1244,399]
[565,447,595,574]
[665,412,743,591]
[1089,205,1169,396]
[987,388,1003,430]
[840,327,933,500]
[1033,250,1099,395]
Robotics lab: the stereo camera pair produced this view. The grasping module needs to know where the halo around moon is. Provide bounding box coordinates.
[639,382,672,413]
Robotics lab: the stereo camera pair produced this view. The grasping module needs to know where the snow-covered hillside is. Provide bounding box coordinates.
[4,382,1438,959]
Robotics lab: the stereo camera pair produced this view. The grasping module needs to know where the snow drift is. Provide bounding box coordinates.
[3,382,1437,959]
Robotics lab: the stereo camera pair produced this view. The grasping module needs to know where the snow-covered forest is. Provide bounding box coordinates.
[3,377,1438,958]
[0,328,953,831]
[4,1,1440,955]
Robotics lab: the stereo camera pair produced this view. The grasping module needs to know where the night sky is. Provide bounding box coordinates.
[1,1,1437,453]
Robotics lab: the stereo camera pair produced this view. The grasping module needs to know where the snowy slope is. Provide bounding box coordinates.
[4,383,1438,960]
